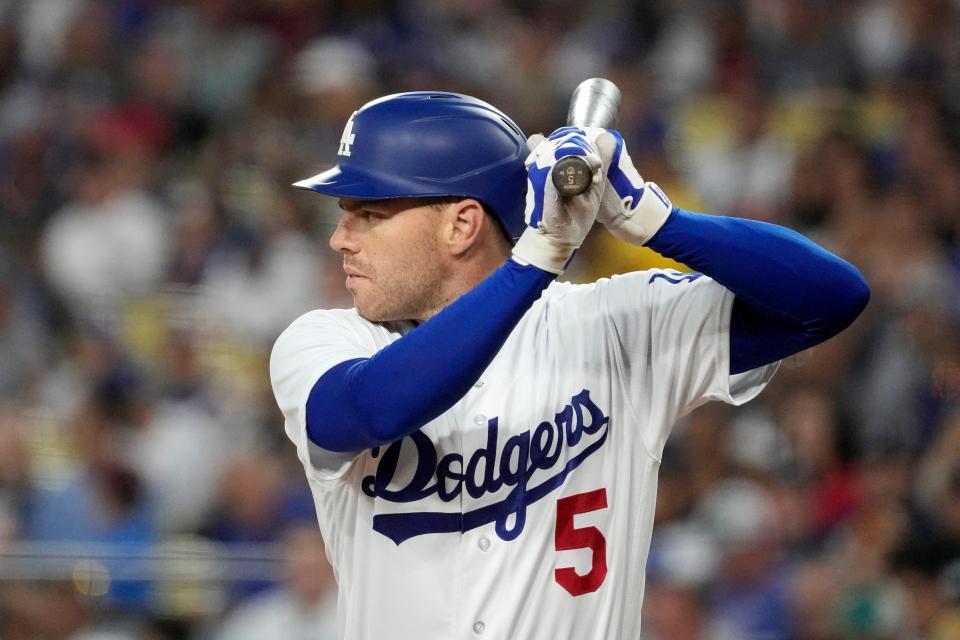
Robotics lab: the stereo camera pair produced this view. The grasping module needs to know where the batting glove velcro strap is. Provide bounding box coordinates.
[608,181,673,246]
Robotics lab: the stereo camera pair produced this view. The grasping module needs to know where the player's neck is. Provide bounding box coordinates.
[414,246,509,323]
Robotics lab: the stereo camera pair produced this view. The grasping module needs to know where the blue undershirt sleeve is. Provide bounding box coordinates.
[645,208,869,375]
[306,259,554,452]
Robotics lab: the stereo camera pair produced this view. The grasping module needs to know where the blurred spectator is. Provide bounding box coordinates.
[788,562,841,640]
[849,0,913,83]
[16,0,88,73]
[915,411,960,540]
[168,181,220,286]
[154,0,277,120]
[0,405,29,543]
[213,524,337,640]
[855,232,956,453]
[128,393,229,535]
[23,375,155,610]
[680,81,796,219]
[292,36,376,108]
[288,34,379,172]
[695,478,790,640]
[203,452,307,603]
[40,149,171,323]
[0,257,47,400]
[200,190,331,344]
[0,580,138,640]
[753,1,852,95]
[778,387,858,540]
[642,584,710,640]
[649,4,715,100]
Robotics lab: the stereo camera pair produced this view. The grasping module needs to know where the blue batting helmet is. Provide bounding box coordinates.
[293,92,528,243]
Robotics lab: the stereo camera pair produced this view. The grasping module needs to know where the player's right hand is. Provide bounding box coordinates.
[592,130,673,246]
[511,128,605,274]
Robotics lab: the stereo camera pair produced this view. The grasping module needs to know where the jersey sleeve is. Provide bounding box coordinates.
[598,269,778,458]
[269,309,375,481]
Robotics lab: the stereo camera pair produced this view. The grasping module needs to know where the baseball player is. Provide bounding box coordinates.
[270,92,869,639]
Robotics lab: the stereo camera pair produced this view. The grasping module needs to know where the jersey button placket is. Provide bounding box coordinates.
[465,409,490,639]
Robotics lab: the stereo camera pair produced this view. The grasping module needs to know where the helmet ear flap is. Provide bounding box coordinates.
[293,92,529,244]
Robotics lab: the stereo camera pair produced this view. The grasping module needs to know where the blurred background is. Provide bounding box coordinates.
[0,0,957,638]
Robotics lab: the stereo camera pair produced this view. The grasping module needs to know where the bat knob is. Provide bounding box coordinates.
[551,156,592,196]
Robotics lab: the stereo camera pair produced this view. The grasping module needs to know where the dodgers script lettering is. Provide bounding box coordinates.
[361,389,610,545]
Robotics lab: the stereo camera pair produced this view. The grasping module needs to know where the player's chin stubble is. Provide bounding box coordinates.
[353,236,447,323]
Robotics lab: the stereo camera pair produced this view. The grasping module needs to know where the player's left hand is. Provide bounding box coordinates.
[593,129,673,246]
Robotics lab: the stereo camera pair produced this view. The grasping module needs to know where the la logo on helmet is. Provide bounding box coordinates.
[339,111,358,157]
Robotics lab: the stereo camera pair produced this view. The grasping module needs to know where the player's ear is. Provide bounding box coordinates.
[444,198,487,257]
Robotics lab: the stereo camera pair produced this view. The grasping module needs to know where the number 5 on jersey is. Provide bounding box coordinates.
[554,488,608,596]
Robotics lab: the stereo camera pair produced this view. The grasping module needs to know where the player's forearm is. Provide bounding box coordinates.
[306,259,554,452]
[646,208,870,373]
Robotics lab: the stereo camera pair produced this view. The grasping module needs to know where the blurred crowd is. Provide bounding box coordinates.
[0,0,957,638]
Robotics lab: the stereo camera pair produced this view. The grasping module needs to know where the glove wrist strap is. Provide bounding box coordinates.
[613,181,673,246]
[512,228,578,274]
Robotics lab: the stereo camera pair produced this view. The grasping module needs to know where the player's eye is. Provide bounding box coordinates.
[361,209,388,221]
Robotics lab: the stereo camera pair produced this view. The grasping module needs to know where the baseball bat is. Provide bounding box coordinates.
[550,78,622,196]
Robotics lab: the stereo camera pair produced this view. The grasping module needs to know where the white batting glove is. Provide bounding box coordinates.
[512,128,605,274]
[592,129,673,246]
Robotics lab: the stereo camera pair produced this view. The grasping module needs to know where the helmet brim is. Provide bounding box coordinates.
[293,165,464,201]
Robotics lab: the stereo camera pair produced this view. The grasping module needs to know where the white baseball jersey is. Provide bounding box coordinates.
[270,269,778,640]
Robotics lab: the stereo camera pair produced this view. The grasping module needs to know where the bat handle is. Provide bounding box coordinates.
[549,78,621,197]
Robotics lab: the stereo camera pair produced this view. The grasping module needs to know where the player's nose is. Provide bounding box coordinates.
[329,216,359,254]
